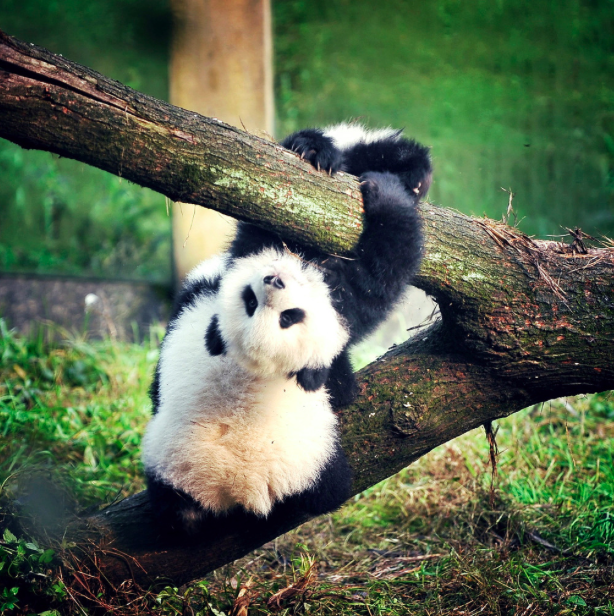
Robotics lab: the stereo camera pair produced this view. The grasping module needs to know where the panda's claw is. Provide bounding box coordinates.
[280,129,344,175]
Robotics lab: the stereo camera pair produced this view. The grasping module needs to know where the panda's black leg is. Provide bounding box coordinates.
[326,351,358,408]
[146,472,214,535]
[281,129,344,175]
[147,473,281,538]
[279,443,353,516]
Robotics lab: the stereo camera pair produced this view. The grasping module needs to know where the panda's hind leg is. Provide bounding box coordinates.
[146,471,214,535]
[283,443,352,516]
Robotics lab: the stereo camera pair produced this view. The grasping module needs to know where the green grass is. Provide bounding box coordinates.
[0,319,157,506]
[0,320,612,615]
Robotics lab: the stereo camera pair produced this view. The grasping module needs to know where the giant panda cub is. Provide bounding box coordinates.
[142,123,432,532]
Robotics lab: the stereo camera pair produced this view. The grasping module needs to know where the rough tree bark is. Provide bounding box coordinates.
[1,31,613,588]
[0,30,362,255]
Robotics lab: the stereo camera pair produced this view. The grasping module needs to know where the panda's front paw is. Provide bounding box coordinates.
[360,171,412,215]
[281,129,343,175]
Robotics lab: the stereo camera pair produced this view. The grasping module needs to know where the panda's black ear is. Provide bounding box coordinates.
[205,315,226,356]
[295,366,330,392]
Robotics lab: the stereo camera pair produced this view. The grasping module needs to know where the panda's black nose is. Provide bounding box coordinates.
[263,275,285,289]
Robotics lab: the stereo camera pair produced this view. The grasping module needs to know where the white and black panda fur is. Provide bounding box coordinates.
[142,249,351,523]
[143,123,432,532]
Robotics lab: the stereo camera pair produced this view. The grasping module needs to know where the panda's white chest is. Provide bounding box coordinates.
[233,376,336,461]
[143,367,338,516]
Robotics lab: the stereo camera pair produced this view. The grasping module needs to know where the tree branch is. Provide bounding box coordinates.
[0,29,362,255]
[2,30,613,587]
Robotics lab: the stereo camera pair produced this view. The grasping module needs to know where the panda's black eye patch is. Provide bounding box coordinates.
[280,308,306,329]
[242,285,258,317]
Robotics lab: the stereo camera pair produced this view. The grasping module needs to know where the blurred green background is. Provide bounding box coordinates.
[1,0,613,282]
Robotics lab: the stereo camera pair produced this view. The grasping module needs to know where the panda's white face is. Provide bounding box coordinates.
[217,249,349,376]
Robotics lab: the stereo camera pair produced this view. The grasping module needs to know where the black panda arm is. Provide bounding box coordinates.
[323,171,425,344]
[149,363,161,414]
[205,315,226,356]
[276,125,428,345]
[149,273,223,416]
[168,274,222,326]
[230,222,283,259]
[295,366,330,392]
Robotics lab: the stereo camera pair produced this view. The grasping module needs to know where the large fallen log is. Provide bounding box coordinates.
[1,30,613,587]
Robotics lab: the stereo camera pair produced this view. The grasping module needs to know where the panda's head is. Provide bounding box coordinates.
[208,249,349,377]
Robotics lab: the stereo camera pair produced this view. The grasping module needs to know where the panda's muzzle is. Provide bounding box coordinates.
[263,275,285,289]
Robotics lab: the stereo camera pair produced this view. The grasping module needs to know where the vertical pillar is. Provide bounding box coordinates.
[170,0,273,281]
